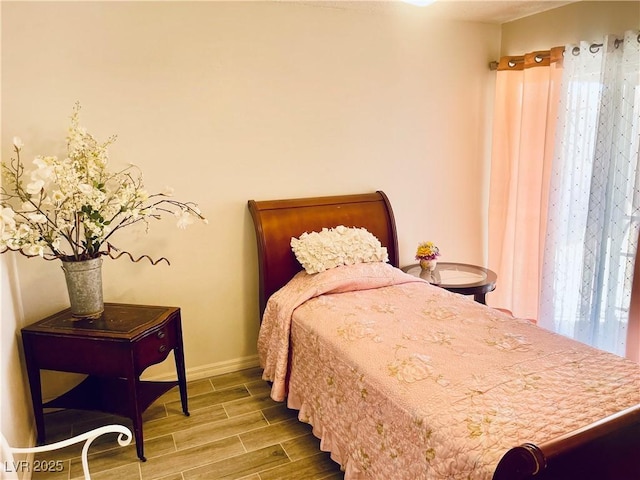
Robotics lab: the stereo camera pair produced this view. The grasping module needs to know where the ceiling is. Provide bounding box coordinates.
[299,0,578,24]
[423,0,578,23]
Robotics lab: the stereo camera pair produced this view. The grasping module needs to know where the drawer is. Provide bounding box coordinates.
[134,323,178,372]
[23,333,132,377]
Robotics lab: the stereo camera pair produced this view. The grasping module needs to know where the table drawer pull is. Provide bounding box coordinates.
[158,344,167,353]
[157,331,166,339]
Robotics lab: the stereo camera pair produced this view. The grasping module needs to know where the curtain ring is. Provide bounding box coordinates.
[614,38,622,49]
[572,46,581,56]
[589,43,602,54]
[534,55,543,63]
[637,33,640,44]
[508,60,517,68]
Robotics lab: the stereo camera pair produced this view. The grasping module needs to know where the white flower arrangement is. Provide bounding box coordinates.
[0,103,206,264]
[291,225,388,274]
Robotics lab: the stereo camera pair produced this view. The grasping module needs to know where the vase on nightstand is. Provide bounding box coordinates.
[419,259,437,273]
[61,256,104,319]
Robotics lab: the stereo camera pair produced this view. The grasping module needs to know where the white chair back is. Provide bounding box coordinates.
[0,425,132,480]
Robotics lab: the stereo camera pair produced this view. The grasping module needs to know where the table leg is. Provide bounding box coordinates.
[173,317,190,417]
[22,338,46,444]
[474,292,487,304]
[126,373,146,461]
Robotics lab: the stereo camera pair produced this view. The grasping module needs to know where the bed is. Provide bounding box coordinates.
[247,191,640,480]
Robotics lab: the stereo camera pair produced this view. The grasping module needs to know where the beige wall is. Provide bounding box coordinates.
[501,1,640,54]
[0,256,33,455]
[1,0,500,438]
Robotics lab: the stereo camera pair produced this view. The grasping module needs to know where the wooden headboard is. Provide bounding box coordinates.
[248,191,399,317]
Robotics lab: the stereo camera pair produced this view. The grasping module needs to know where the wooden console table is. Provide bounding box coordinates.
[21,303,189,461]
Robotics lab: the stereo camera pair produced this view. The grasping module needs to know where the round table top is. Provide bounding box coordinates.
[401,262,497,296]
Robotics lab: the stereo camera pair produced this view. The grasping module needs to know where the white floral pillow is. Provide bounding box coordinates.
[291,225,389,274]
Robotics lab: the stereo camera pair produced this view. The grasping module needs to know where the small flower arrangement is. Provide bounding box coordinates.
[0,103,206,265]
[415,241,440,261]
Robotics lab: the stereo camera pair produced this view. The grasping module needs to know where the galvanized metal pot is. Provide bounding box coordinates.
[61,257,104,319]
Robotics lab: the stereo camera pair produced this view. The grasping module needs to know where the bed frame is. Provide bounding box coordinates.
[248,191,640,480]
[248,191,399,317]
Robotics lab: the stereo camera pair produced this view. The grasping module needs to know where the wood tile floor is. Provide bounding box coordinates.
[32,367,344,480]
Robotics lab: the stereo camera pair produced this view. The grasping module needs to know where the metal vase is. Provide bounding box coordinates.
[61,257,104,319]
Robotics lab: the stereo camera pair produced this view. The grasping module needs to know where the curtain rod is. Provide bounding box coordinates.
[488,50,554,71]
[489,34,637,71]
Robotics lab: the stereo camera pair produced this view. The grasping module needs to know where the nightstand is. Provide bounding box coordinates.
[402,262,497,304]
[21,303,189,461]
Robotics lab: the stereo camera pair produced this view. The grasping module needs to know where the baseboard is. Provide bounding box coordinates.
[144,354,261,382]
[41,355,262,402]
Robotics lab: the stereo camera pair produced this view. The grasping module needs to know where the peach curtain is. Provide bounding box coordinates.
[487,48,564,320]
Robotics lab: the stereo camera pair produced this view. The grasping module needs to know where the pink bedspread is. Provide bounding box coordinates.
[258,263,640,479]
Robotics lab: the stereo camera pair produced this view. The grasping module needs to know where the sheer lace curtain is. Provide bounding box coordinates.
[539,31,640,360]
[487,48,564,320]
